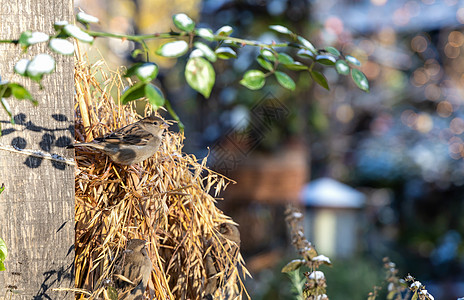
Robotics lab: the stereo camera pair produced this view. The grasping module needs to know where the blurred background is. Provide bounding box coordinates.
[74,0,464,299]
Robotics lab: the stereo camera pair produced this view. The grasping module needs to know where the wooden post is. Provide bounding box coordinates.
[0,1,75,299]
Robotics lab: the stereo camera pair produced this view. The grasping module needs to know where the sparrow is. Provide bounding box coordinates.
[68,115,168,165]
[113,239,153,300]
[203,223,241,300]
[217,223,241,247]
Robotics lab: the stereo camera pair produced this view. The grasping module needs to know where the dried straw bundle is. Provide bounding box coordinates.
[73,52,250,299]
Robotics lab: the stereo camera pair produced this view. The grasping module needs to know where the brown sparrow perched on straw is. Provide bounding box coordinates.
[68,115,168,165]
[113,239,153,300]
[203,223,241,300]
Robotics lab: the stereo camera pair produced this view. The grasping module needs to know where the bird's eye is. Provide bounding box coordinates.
[154,121,159,125]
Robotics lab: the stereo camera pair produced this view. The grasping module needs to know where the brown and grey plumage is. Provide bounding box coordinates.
[203,223,241,299]
[218,223,241,247]
[113,239,153,300]
[68,115,168,165]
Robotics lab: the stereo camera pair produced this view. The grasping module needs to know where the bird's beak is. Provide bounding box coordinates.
[160,122,169,129]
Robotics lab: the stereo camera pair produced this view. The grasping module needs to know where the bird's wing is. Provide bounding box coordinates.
[96,123,153,146]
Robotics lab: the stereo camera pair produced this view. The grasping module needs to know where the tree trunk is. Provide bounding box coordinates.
[0,1,74,299]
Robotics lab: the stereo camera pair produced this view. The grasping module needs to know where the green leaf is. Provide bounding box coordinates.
[53,21,68,31]
[76,12,99,24]
[346,55,361,66]
[351,69,369,92]
[26,54,55,82]
[281,259,305,273]
[14,59,29,76]
[196,28,214,41]
[48,38,74,55]
[216,25,233,36]
[269,25,293,35]
[275,71,295,90]
[256,56,273,71]
[283,62,308,71]
[194,42,217,62]
[0,237,6,262]
[19,31,49,49]
[316,54,336,66]
[297,36,317,54]
[0,236,6,271]
[310,70,329,90]
[185,57,215,98]
[0,98,13,123]
[335,60,350,75]
[19,31,32,48]
[125,62,159,82]
[136,63,159,81]
[172,13,195,32]
[297,49,314,59]
[215,47,237,59]
[277,53,294,65]
[131,49,144,58]
[325,46,341,57]
[0,184,4,194]
[0,81,11,98]
[144,84,165,109]
[240,70,265,90]
[156,40,189,57]
[121,82,146,104]
[9,83,37,105]
[189,49,204,59]
[260,49,276,62]
[63,24,93,43]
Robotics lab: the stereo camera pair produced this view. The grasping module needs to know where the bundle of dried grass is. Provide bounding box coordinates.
[73,49,250,299]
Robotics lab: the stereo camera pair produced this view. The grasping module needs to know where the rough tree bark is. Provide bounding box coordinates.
[0,1,74,299]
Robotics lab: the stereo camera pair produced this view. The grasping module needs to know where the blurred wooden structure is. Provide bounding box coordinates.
[217,141,308,255]
[224,142,308,204]
[0,0,75,298]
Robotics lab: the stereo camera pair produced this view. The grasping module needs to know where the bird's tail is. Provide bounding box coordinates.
[66,142,104,150]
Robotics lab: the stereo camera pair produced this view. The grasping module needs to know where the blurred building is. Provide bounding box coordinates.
[302,177,366,258]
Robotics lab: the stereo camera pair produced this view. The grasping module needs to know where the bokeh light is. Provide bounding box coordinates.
[325,16,344,36]
[378,27,396,46]
[358,39,376,55]
[457,7,464,24]
[444,43,460,58]
[448,136,464,159]
[336,104,354,123]
[411,35,428,52]
[415,113,433,133]
[449,117,464,134]
[424,59,441,77]
[424,84,441,101]
[448,31,464,47]
[362,61,381,80]
[404,1,421,18]
[401,110,418,127]
[393,7,411,26]
[411,68,429,86]
[371,0,387,6]
[437,101,453,118]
